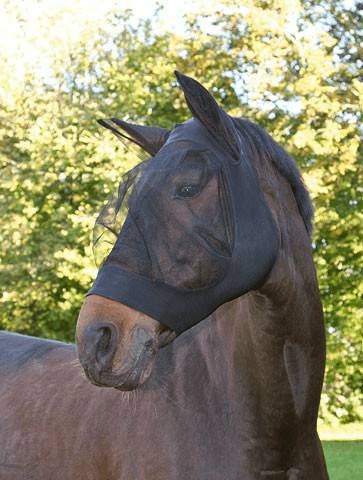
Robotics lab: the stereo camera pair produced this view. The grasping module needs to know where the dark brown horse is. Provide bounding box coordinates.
[0,73,328,479]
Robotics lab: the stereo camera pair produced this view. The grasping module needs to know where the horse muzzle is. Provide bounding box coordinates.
[76,295,175,390]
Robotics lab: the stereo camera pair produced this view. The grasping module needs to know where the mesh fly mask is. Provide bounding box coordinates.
[88,73,280,335]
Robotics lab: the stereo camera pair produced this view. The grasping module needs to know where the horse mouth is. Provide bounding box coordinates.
[81,338,157,391]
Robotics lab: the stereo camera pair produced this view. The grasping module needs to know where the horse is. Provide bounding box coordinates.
[0,72,328,479]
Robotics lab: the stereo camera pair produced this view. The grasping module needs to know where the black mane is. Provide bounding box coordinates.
[234,118,314,236]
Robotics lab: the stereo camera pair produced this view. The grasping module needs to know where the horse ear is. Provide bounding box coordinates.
[175,71,241,161]
[97,118,170,156]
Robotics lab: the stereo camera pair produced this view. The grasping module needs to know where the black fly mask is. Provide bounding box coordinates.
[89,72,279,335]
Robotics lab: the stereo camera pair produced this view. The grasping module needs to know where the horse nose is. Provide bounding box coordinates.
[82,323,118,371]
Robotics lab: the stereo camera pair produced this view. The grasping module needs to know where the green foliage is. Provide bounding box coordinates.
[0,0,361,421]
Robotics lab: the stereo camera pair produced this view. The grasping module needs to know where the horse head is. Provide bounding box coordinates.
[76,72,281,390]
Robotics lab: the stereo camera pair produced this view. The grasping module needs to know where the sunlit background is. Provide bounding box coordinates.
[0,1,362,476]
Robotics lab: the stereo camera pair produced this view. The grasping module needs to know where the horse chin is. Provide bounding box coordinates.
[114,358,156,391]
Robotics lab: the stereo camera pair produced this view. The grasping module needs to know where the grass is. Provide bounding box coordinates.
[319,422,363,479]
[322,441,363,480]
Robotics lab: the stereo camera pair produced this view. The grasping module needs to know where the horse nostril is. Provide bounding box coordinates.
[94,324,117,369]
[97,327,112,354]
[144,338,154,349]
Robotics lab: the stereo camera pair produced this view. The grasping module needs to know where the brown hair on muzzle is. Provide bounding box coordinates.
[76,295,175,390]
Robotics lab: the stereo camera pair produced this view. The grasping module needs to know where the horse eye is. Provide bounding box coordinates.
[176,184,200,198]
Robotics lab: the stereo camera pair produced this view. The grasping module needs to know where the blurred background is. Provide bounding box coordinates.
[0,0,361,475]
